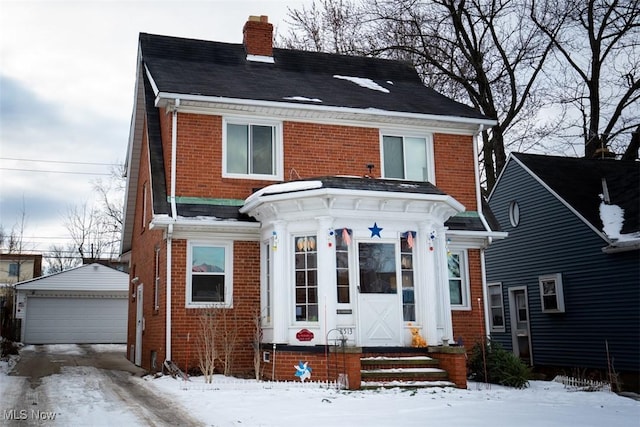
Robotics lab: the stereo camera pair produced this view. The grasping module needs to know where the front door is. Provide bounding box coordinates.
[357,242,402,346]
[509,287,532,365]
[135,284,143,366]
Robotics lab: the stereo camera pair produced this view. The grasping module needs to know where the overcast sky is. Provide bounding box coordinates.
[0,0,312,253]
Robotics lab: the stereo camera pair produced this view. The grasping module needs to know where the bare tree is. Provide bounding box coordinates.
[281,0,558,192]
[44,243,81,274]
[195,308,219,383]
[532,0,640,159]
[216,308,239,377]
[63,163,125,262]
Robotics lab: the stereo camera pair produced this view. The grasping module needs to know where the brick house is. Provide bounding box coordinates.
[121,15,505,389]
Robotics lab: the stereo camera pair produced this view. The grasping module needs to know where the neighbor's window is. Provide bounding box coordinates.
[400,234,415,321]
[335,229,351,304]
[509,201,520,227]
[295,235,318,322]
[448,250,470,309]
[224,119,281,179]
[539,273,565,313]
[187,242,233,307]
[488,283,505,332]
[382,134,432,182]
[8,263,19,277]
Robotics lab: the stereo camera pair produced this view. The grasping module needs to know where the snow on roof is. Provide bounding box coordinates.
[283,96,323,103]
[244,180,324,206]
[599,200,640,242]
[333,75,390,93]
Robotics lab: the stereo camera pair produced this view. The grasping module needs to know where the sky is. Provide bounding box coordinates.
[0,0,312,254]
[1,344,639,426]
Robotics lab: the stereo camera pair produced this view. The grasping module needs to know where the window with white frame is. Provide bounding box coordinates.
[382,133,433,182]
[539,273,565,313]
[487,283,506,332]
[448,250,470,309]
[224,119,281,179]
[187,242,233,307]
[400,234,415,321]
[294,235,318,322]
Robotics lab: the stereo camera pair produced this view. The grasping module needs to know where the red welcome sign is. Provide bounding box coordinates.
[296,329,314,342]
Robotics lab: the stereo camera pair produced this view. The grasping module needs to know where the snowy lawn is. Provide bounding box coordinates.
[144,372,640,427]
[1,344,639,427]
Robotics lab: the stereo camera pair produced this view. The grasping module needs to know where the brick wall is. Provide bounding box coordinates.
[451,249,486,350]
[433,133,478,210]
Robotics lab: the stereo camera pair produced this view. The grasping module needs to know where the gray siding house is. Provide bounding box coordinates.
[485,153,639,389]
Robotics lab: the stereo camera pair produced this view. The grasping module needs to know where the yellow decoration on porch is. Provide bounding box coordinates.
[410,327,427,348]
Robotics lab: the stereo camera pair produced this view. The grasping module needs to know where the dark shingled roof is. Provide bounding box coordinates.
[513,153,640,235]
[139,33,488,120]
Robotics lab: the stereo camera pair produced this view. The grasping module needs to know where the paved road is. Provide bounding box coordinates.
[2,345,204,426]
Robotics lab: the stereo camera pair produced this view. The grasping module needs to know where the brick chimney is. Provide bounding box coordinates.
[243,15,273,57]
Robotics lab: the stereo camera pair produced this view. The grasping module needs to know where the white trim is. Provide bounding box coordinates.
[154,91,497,129]
[487,282,506,333]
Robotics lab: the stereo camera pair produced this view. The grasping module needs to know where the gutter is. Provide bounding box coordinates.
[154,91,498,128]
[166,98,179,363]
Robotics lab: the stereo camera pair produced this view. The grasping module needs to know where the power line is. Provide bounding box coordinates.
[0,157,120,166]
[0,167,112,176]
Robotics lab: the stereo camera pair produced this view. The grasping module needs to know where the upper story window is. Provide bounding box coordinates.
[187,242,233,308]
[381,133,433,182]
[539,273,565,313]
[448,250,470,309]
[223,118,282,180]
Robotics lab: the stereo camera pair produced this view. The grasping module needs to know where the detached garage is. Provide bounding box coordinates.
[14,263,128,344]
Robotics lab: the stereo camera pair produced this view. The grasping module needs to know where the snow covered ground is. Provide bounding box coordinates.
[1,344,639,426]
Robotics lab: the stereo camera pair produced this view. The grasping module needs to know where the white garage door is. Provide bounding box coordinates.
[24,296,127,344]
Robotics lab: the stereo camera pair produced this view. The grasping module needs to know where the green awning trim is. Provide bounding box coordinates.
[168,196,245,206]
[450,211,479,218]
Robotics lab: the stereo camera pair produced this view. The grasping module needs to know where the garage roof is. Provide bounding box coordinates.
[14,263,128,292]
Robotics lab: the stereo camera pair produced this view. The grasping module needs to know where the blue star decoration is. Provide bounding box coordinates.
[369,222,383,238]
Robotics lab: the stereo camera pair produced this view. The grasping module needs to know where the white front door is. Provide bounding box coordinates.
[135,284,143,366]
[357,242,402,346]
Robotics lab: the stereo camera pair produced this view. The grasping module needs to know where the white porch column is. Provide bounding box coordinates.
[315,216,335,345]
[271,220,289,343]
[433,223,454,343]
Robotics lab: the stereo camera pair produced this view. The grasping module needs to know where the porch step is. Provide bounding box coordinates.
[360,356,455,389]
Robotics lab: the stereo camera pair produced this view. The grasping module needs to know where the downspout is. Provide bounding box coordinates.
[473,124,492,246]
[166,99,179,363]
[474,124,491,338]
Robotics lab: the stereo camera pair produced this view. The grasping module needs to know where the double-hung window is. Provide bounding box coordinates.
[382,133,433,182]
[187,242,233,307]
[539,273,565,313]
[488,283,506,332]
[224,119,282,179]
[448,250,470,309]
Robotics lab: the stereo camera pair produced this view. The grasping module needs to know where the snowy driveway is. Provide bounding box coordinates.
[1,345,203,426]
